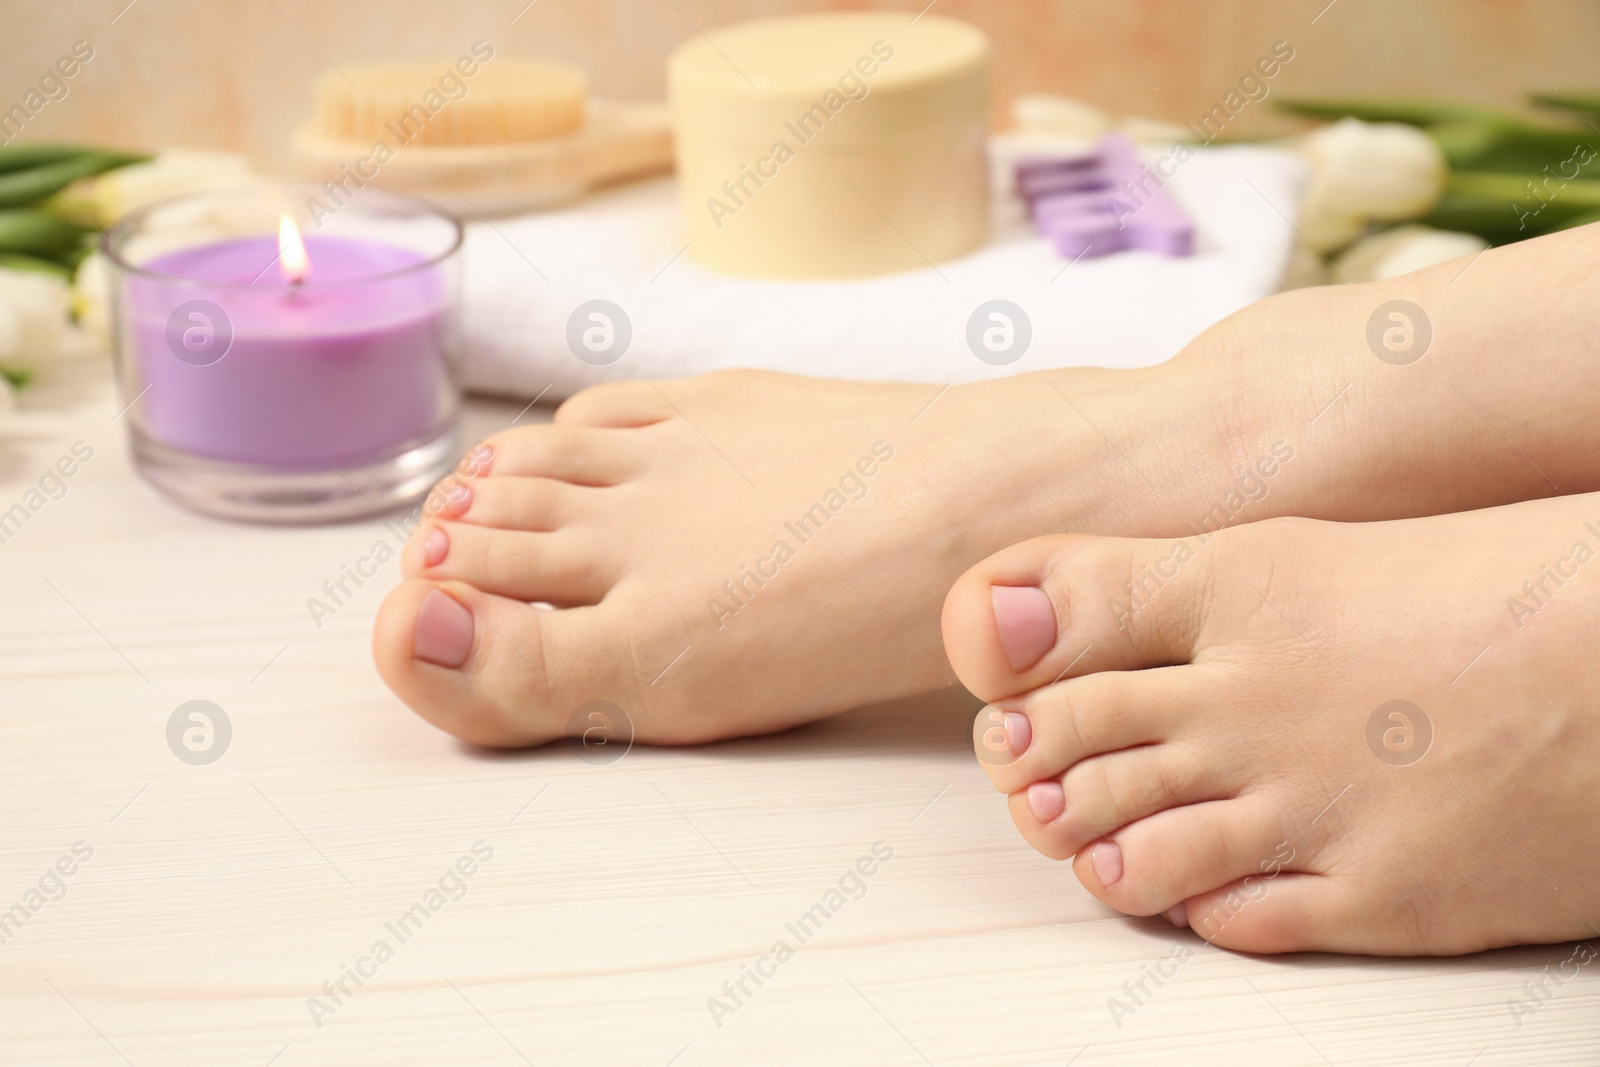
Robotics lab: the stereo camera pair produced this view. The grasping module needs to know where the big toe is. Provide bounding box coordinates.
[372,578,629,749]
[941,533,1210,702]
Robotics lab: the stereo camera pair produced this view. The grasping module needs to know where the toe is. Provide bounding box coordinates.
[1004,739,1227,860]
[974,666,1203,793]
[943,533,1211,703]
[373,579,623,747]
[1070,796,1287,917]
[446,476,594,532]
[480,425,643,485]
[554,381,674,427]
[403,521,618,605]
[1177,872,1351,954]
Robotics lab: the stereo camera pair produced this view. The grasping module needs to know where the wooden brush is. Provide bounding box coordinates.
[315,61,587,147]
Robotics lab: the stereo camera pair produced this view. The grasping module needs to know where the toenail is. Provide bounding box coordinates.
[1026,781,1065,823]
[1091,841,1124,887]
[1003,710,1031,755]
[1165,902,1188,929]
[437,481,472,519]
[413,589,473,668]
[990,585,1057,671]
[423,527,449,567]
[464,441,494,476]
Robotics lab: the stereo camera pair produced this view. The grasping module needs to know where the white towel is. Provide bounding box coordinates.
[459,142,1309,402]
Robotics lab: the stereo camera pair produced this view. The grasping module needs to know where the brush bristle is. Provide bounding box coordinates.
[315,62,587,146]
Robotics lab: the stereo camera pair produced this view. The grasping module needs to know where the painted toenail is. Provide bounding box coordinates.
[437,481,472,519]
[1091,841,1124,887]
[423,527,449,567]
[463,441,494,477]
[1165,903,1188,929]
[1003,710,1031,755]
[413,589,473,668]
[1026,781,1065,823]
[990,585,1057,671]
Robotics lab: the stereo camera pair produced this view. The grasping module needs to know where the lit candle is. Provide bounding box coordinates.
[106,184,462,522]
[124,214,451,468]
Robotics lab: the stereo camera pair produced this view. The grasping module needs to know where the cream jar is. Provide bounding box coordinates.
[669,13,991,279]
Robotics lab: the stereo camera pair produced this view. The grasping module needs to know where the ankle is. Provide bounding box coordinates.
[1023,351,1303,541]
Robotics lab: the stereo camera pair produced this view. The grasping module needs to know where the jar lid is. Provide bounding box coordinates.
[670,13,988,138]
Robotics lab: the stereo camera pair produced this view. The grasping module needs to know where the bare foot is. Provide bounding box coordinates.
[372,364,1244,746]
[942,495,1600,954]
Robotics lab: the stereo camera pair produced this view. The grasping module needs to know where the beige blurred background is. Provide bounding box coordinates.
[2,0,1594,164]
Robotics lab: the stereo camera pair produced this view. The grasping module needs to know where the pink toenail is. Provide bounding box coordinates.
[1004,710,1031,756]
[990,585,1057,671]
[1091,841,1124,887]
[437,481,472,519]
[1165,903,1188,929]
[423,527,449,567]
[463,441,494,477]
[413,589,473,668]
[1026,781,1065,823]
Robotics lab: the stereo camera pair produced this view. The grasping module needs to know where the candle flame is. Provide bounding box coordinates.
[278,213,309,283]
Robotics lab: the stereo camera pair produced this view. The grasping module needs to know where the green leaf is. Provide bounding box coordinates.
[0,150,150,209]
[0,251,75,280]
[1530,90,1600,116]
[0,144,101,175]
[1274,97,1501,126]
[1422,173,1600,243]
[1550,207,1600,231]
[1450,170,1600,206]
[0,210,91,257]
[1429,119,1600,175]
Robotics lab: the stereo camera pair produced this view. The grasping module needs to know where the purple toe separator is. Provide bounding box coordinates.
[1017,133,1194,260]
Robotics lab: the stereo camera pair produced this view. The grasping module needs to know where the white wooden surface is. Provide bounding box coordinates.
[2,368,1596,1066]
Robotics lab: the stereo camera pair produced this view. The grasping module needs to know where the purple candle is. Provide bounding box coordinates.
[126,226,449,468]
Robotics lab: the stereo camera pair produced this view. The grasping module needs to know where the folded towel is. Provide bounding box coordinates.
[459,142,1309,402]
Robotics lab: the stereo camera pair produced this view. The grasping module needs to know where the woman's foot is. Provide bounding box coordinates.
[943,495,1600,955]
[373,363,1262,746]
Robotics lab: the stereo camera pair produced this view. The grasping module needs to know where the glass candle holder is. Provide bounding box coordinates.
[104,183,462,523]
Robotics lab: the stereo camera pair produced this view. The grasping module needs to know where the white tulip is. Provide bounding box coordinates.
[1280,239,1333,290]
[86,149,263,223]
[1011,94,1110,140]
[1297,118,1447,253]
[1119,116,1192,146]
[0,301,18,370]
[73,252,113,353]
[1334,224,1488,283]
[0,268,71,372]
[1298,207,1368,254]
